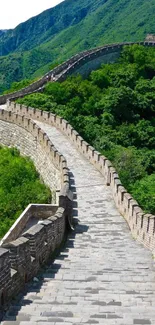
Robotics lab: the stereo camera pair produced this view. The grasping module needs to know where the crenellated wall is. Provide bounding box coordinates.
[0,108,73,317]
[0,205,71,318]
[0,39,155,317]
[0,41,155,104]
[8,101,155,255]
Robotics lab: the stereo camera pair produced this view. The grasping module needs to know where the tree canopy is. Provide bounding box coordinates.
[0,147,51,238]
[17,45,155,214]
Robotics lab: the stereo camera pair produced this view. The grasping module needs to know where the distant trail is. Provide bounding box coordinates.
[2,118,155,325]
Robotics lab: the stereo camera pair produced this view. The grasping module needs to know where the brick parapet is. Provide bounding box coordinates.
[0,108,73,315]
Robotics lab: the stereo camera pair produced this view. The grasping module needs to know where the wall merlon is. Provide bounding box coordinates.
[109,166,117,175]
[69,130,77,143]
[48,113,56,124]
[114,178,122,189]
[42,111,50,121]
[0,249,9,270]
[63,174,70,183]
[104,159,113,168]
[61,119,68,130]
[148,217,155,233]
[94,151,101,161]
[48,216,57,222]
[3,236,29,249]
[55,116,62,127]
[40,219,52,226]
[117,187,127,210]
[22,224,46,265]
[129,199,139,216]
[133,206,143,215]
[23,224,44,237]
[82,140,89,151]
[87,145,95,157]
[118,185,127,196]
[56,151,63,163]
[77,135,83,148]
[61,160,68,169]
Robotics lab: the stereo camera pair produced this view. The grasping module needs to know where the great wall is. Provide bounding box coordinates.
[0,40,155,105]
[0,40,155,324]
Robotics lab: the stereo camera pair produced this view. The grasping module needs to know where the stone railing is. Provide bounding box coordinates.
[0,41,155,105]
[0,108,73,317]
[8,101,155,255]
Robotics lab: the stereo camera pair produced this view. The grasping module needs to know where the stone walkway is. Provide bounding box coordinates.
[2,121,155,325]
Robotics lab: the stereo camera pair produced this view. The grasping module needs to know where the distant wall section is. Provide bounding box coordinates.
[0,41,155,104]
[65,52,120,79]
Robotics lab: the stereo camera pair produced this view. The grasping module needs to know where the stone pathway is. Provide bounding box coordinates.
[2,121,155,325]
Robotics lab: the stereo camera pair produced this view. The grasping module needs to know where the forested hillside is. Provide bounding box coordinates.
[17,45,155,215]
[0,30,6,37]
[0,0,155,92]
[0,147,51,238]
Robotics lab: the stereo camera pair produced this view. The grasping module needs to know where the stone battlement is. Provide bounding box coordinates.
[0,108,73,316]
[0,40,155,317]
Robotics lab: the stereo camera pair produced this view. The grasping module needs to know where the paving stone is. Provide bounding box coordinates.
[133,320,151,324]
[1,117,155,325]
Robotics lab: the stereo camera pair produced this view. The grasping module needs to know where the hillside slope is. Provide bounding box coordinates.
[17,45,155,215]
[0,0,100,56]
[0,0,155,92]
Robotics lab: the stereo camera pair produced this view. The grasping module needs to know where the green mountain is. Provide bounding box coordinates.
[0,0,155,92]
[0,30,7,38]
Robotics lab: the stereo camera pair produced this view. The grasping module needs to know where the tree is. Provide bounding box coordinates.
[131,174,155,214]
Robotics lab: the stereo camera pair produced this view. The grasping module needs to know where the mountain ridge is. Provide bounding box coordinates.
[0,0,98,56]
[0,0,155,92]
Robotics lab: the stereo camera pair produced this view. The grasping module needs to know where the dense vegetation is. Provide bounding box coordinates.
[17,45,155,214]
[0,0,155,92]
[0,147,51,238]
[3,79,35,94]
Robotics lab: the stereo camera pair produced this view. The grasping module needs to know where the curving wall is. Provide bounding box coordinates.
[8,101,155,255]
[0,41,155,104]
[0,108,73,317]
[0,39,155,316]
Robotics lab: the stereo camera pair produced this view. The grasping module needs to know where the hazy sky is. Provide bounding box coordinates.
[0,0,64,29]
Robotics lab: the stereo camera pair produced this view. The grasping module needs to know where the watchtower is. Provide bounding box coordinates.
[145,34,155,42]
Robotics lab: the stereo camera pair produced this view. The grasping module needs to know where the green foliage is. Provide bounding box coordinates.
[131,174,155,214]
[17,45,155,214]
[110,146,147,190]
[0,0,155,92]
[3,79,35,94]
[0,147,51,238]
